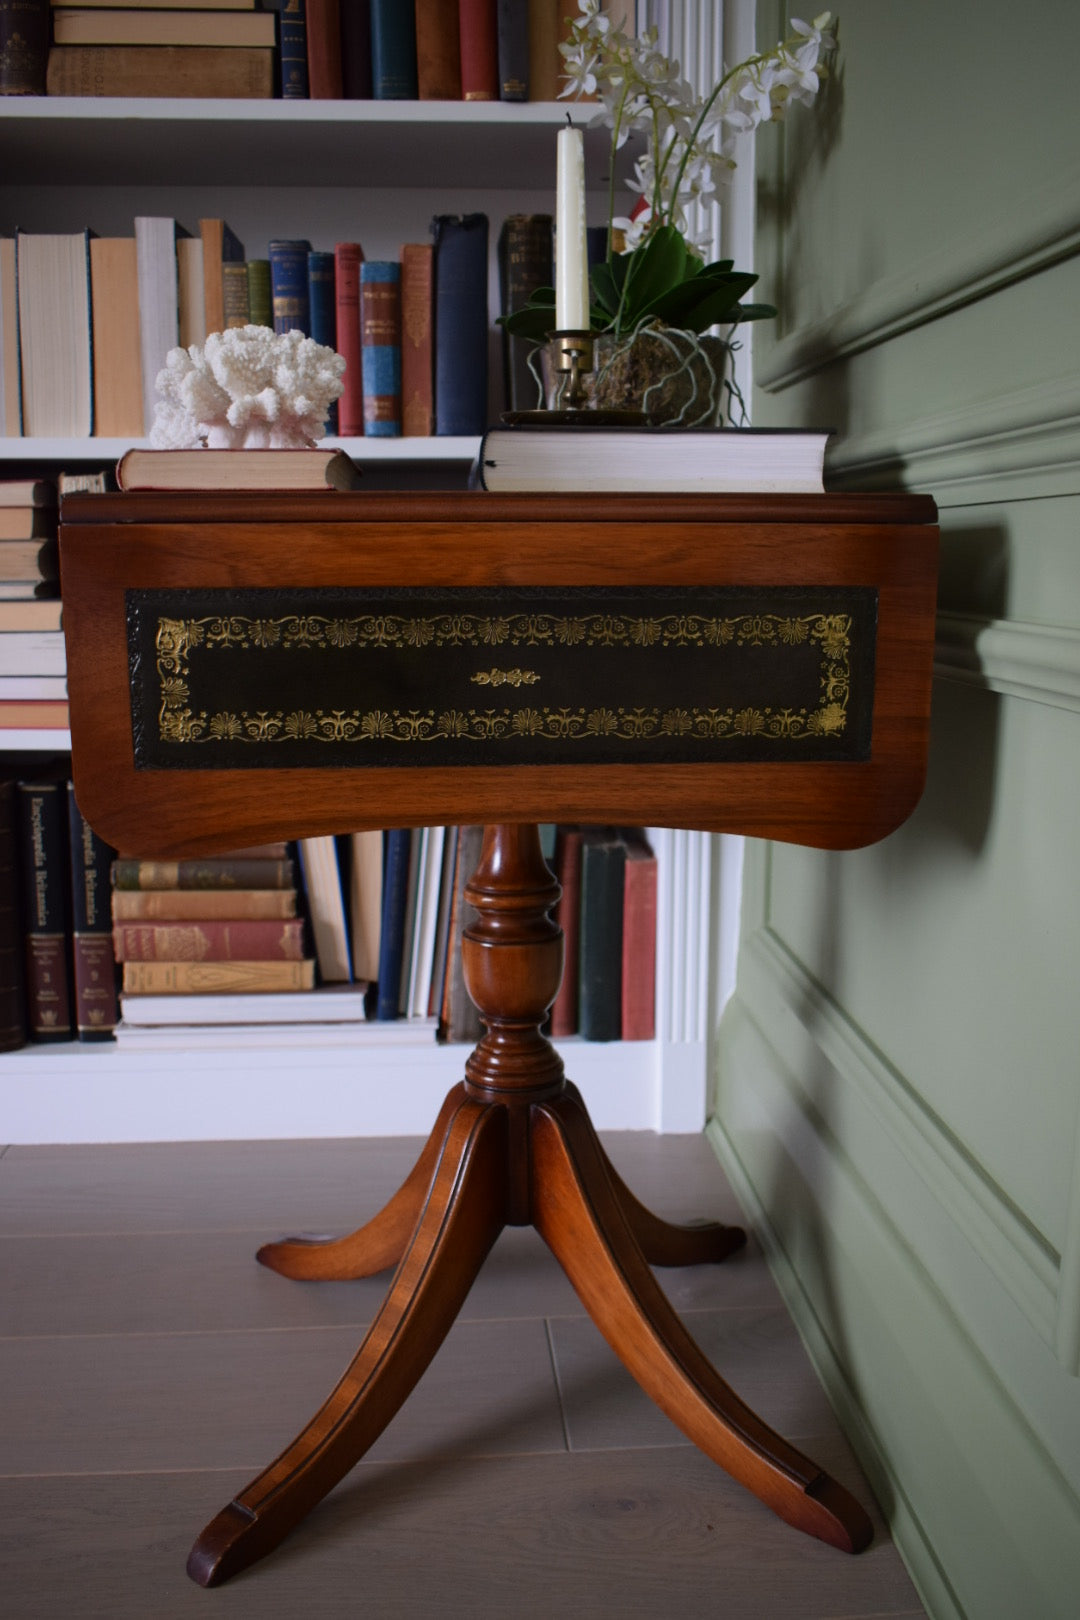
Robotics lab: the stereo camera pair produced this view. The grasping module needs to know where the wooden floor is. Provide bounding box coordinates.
[0,1126,927,1618]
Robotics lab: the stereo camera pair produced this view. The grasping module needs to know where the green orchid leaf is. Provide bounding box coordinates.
[498,305,557,343]
[618,226,690,323]
[589,261,622,320]
[636,269,760,332]
[694,258,736,278]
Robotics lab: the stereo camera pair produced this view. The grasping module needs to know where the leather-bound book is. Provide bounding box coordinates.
[307,250,336,347]
[334,241,365,437]
[65,783,118,1042]
[278,0,308,98]
[113,919,307,963]
[112,856,295,891]
[526,0,559,100]
[89,238,143,439]
[269,238,312,335]
[16,775,73,1043]
[400,242,434,437]
[177,235,207,348]
[431,213,488,435]
[375,828,411,1020]
[498,213,552,412]
[246,258,272,328]
[370,0,417,98]
[360,260,402,436]
[222,261,250,328]
[0,0,48,94]
[496,0,528,100]
[438,824,484,1044]
[619,830,657,1042]
[577,828,626,1042]
[307,248,337,432]
[459,0,498,100]
[0,779,25,1052]
[306,0,342,98]
[1,238,18,435]
[46,45,274,99]
[415,0,461,100]
[340,0,371,97]
[198,217,245,338]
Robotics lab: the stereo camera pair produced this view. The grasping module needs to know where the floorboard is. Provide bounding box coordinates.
[0,1130,927,1618]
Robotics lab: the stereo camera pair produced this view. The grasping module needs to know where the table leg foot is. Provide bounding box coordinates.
[256,1085,466,1280]
[591,1103,747,1267]
[188,1092,508,1587]
[530,1089,873,1555]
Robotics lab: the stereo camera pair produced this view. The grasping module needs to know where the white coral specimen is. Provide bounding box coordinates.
[150,325,346,450]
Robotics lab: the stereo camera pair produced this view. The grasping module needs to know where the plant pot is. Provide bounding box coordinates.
[543,321,732,426]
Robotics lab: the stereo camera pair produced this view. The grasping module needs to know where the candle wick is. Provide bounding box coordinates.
[565,111,572,127]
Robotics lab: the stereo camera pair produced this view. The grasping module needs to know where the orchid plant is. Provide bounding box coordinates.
[502,4,837,346]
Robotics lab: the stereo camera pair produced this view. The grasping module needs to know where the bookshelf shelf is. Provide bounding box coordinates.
[0,730,71,752]
[0,437,479,464]
[0,97,627,190]
[0,91,699,1144]
[0,1027,667,1143]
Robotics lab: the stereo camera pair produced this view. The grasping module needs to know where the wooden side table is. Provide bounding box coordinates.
[60,490,938,1586]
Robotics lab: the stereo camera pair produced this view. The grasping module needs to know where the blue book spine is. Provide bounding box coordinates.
[307,249,337,434]
[278,0,309,98]
[370,0,417,98]
[431,213,489,435]
[268,238,312,336]
[375,828,411,1020]
[360,260,401,437]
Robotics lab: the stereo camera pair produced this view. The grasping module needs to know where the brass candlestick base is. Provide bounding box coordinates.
[549,328,595,410]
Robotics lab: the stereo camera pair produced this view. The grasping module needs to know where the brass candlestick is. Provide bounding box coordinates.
[548,329,595,411]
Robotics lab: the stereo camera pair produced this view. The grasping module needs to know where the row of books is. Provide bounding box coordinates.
[0,209,554,440]
[0,775,659,1051]
[276,0,585,105]
[0,772,119,1048]
[0,0,592,101]
[115,823,658,1045]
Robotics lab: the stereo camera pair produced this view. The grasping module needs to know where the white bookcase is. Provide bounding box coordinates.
[0,96,713,1144]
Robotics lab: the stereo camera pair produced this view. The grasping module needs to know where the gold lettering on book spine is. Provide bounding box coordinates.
[152,610,854,751]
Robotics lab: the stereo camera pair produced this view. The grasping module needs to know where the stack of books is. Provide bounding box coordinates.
[46,1,278,100]
[112,845,316,1004]
[0,480,66,732]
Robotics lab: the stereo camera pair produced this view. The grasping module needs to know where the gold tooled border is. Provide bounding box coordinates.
[152,610,852,749]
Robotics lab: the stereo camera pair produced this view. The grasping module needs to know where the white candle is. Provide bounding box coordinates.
[555,123,590,330]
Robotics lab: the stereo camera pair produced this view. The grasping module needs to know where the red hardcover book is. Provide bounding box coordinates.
[335,241,365,437]
[400,242,434,437]
[415,0,461,99]
[459,0,498,100]
[620,831,657,1041]
[549,824,582,1038]
[306,0,343,97]
[112,918,307,963]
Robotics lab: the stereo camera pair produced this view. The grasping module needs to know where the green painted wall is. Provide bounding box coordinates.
[708,5,1080,1616]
